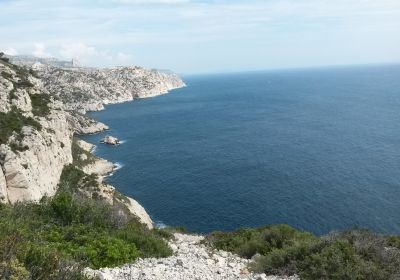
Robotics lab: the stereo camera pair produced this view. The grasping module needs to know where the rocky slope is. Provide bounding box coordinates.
[85,233,298,280]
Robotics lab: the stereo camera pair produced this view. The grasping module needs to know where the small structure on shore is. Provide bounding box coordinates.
[100,135,120,145]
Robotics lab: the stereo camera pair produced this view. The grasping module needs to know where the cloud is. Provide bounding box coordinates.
[1,0,400,72]
[58,42,132,66]
[4,47,18,56]
[116,52,131,62]
[59,43,97,59]
[32,43,52,57]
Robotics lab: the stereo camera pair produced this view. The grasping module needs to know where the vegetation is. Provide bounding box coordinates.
[0,164,172,279]
[71,138,97,168]
[30,93,51,117]
[0,106,41,152]
[206,225,400,280]
[57,164,99,194]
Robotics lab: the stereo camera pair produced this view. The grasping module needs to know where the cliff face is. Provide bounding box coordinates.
[0,59,73,203]
[32,64,186,114]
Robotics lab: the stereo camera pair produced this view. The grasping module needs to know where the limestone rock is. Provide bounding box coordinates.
[101,135,120,145]
[124,197,154,230]
[33,63,186,114]
[82,158,115,177]
[76,139,95,152]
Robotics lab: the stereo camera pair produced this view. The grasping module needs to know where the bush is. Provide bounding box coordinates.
[206,226,400,279]
[387,236,400,249]
[57,164,87,192]
[0,190,172,277]
[206,225,315,259]
[30,93,51,117]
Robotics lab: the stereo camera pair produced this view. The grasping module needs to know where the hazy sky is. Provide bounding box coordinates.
[1,0,400,74]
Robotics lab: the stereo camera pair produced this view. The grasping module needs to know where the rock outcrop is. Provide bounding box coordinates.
[0,114,72,203]
[101,135,120,145]
[125,197,153,229]
[67,112,109,135]
[76,139,116,177]
[85,233,298,280]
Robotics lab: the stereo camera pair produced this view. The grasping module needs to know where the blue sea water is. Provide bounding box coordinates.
[82,64,400,235]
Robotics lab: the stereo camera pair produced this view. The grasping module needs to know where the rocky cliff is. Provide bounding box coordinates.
[0,58,73,203]
[37,65,185,113]
[8,55,186,114]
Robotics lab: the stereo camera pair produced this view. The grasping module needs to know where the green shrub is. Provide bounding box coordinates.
[57,164,86,192]
[206,226,400,279]
[300,240,368,280]
[115,224,172,258]
[37,225,140,269]
[0,188,172,277]
[30,93,51,117]
[206,225,315,259]
[387,236,400,249]
[50,192,80,225]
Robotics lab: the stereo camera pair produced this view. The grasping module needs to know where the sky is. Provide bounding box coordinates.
[1,0,400,74]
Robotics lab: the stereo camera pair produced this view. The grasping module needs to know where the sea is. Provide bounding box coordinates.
[82,64,400,235]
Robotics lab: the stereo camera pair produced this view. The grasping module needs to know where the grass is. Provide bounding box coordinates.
[205,225,400,280]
